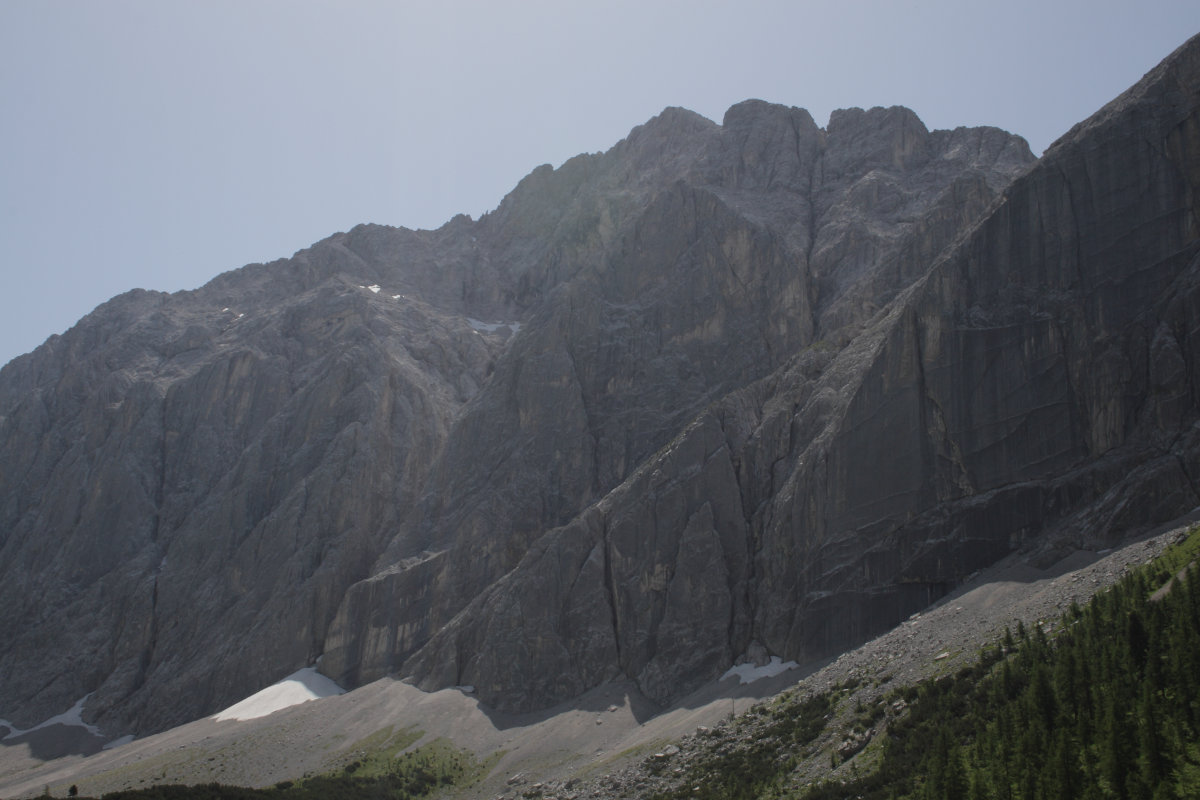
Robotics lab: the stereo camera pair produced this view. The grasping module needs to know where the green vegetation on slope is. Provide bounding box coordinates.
[69,733,491,800]
[845,530,1200,800]
[645,527,1200,800]
[837,545,1200,800]
[646,688,837,799]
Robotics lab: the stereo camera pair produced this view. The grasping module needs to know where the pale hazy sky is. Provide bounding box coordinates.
[2,1,1199,368]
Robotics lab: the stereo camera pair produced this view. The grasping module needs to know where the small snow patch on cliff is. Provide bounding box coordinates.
[467,318,523,335]
[722,656,798,685]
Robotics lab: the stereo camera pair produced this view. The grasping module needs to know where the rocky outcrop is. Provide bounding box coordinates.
[4,34,1199,739]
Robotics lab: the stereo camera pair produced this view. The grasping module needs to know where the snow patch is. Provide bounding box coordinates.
[721,656,798,685]
[1,694,101,740]
[467,318,523,335]
[211,667,345,722]
[367,284,381,294]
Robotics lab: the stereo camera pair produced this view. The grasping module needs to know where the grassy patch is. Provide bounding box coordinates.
[578,738,668,778]
[68,732,492,800]
[323,724,423,777]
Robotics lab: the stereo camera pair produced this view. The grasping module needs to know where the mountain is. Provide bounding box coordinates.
[1,33,1198,746]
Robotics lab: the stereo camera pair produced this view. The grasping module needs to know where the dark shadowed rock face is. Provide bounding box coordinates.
[4,34,1200,736]
[319,98,1036,705]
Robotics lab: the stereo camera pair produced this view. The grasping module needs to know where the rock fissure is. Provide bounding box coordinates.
[600,515,624,673]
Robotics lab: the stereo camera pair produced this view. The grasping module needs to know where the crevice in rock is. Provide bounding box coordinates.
[599,513,623,673]
[152,396,167,544]
[1172,450,1200,503]
[804,134,823,330]
[1057,162,1089,296]
[132,576,159,695]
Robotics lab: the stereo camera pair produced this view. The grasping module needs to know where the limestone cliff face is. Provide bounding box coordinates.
[319,99,1034,703]
[4,34,1199,736]
[352,36,1200,710]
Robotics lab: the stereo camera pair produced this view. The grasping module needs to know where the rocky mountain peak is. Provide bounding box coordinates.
[825,104,931,173]
[721,97,818,130]
[714,99,822,192]
[2,34,1199,744]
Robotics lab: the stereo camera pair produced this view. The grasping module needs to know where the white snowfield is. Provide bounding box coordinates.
[721,656,799,685]
[212,667,345,722]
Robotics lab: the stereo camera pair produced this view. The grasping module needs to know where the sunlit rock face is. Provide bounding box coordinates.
[3,34,1200,735]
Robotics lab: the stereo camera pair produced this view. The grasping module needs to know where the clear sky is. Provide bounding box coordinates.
[2,1,1199,368]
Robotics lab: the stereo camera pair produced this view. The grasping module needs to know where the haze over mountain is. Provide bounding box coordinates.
[2,26,1199,790]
